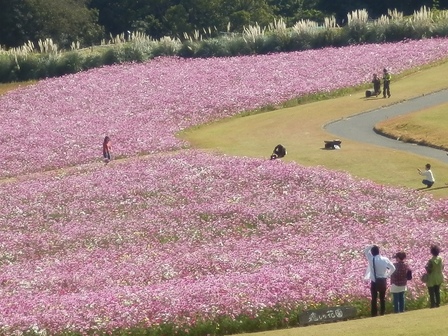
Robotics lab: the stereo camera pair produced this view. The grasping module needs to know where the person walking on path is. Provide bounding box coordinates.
[425,245,444,308]
[390,251,411,313]
[418,163,435,188]
[103,135,112,164]
[364,245,396,316]
[382,68,391,98]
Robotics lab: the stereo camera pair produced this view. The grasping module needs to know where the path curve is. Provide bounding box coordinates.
[325,89,448,163]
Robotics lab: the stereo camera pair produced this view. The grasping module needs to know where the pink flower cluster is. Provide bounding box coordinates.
[0,39,448,178]
[0,40,448,334]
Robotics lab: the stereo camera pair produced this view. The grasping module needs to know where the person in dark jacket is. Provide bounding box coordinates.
[383,68,391,98]
[372,73,381,97]
[271,144,287,160]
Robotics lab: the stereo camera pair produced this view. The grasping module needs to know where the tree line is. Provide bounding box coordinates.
[0,0,445,49]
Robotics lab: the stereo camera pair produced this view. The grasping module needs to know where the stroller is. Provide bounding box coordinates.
[324,140,342,150]
[366,74,381,97]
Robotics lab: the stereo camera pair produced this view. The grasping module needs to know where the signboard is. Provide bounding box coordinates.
[299,306,357,326]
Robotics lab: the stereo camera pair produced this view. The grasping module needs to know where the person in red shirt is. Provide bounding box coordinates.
[390,251,412,313]
[103,136,112,163]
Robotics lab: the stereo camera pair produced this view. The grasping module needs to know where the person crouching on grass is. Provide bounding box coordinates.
[418,163,435,188]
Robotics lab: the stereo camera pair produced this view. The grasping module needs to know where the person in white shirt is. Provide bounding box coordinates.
[418,163,435,188]
[364,245,396,316]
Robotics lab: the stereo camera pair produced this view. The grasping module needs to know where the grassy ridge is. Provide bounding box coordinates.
[376,103,448,150]
[232,305,448,336]
[0,81,34,96]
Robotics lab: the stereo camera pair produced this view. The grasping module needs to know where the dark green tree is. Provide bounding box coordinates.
[90,0,147,36]
[0,0,103,49]
[314,0,444,23]
[165,4,192,37]
[27,0,104,47]
[268,0,324,24]
[0,0,36,47]
[220,0,275,30]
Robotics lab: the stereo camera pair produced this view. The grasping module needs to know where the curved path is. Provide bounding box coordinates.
[325,89,448,163]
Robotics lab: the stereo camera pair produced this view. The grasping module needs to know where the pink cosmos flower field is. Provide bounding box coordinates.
[1,151,447,334]
[1,39,448,178]
[0,40,448,334]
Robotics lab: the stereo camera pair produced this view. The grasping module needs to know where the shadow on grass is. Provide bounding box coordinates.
[417,185,448,191]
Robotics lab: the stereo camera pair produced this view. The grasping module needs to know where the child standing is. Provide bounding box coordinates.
[103,136,112,164]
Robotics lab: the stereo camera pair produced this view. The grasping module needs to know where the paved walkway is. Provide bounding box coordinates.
[325,89,448,163]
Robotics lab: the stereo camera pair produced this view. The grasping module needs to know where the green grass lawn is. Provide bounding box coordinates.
[0,81,35,96]
[376,102,448,149]
[232,305,448,336]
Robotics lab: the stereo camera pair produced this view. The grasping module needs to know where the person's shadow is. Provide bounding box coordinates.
[416,184,448,191]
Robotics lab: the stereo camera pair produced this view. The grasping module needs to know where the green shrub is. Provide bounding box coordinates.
[56,51,83,75]
[434,22,448,36]
[225,37,253,56]
[252,36,267,54]
[311,28,346,49]
[0,55,18,82]
[178,40,197,58]
[121,45,146,62]
[36,55,60,78]
[364,26,387,43]
[151,37,180,57]
[82,53,103,70]
[101,48,120,65]
[288,31,314,51]
[383,22,411,42]
[345,24,370,44]
[14,54,40,81]
[195,39,231,58]
[260,33,288,53]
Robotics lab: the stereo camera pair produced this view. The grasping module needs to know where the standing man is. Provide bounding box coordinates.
[364,245,396,316]
[383,68,391,98]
